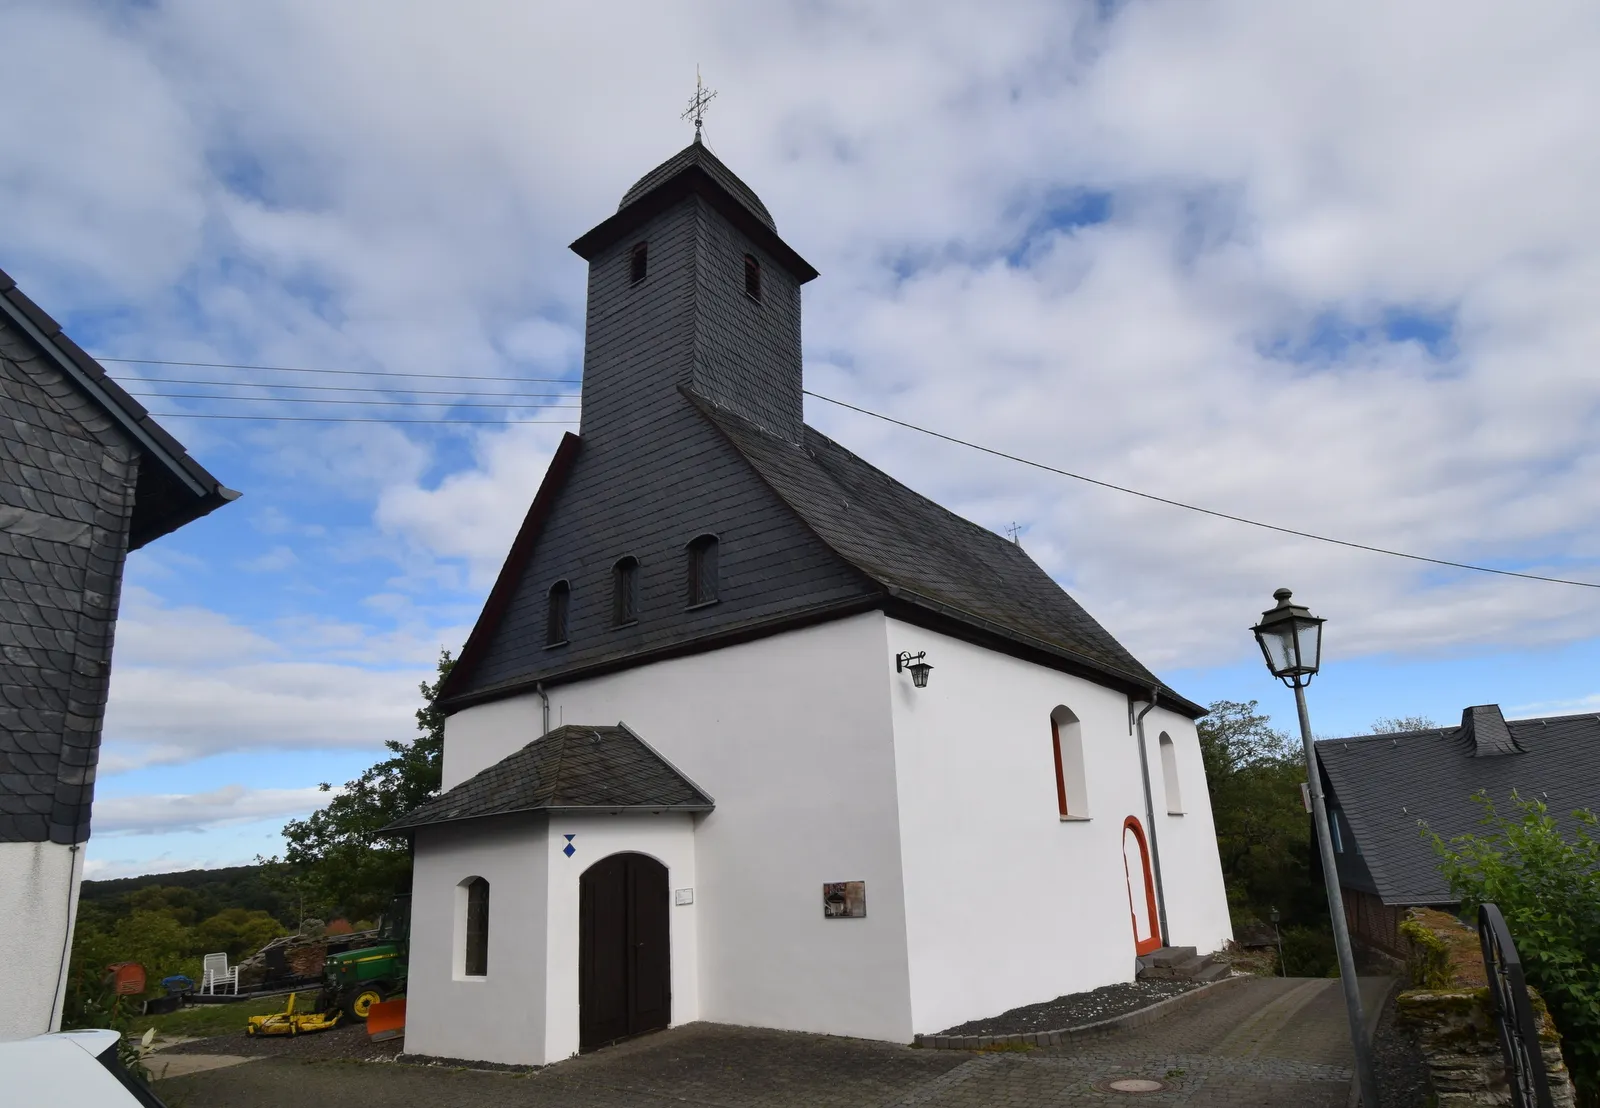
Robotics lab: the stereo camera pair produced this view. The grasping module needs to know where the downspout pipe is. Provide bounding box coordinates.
[1132,689,1171,949]
[535,682,550,737]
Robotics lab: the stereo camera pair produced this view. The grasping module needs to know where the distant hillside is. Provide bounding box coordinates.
[81,862,295,926]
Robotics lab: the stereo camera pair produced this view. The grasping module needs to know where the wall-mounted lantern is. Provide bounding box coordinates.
[895,651,933,688]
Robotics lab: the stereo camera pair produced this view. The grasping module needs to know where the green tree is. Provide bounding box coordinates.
[1370,715,1439,734]
[192,908,287,961]
[1431,792,1600,1103]
[273,649,454,921]
[1198,700,1328,939]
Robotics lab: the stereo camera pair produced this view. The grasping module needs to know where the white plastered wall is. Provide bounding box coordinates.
[540,812,697,1063]
[442,612,915,1047]
[0,841,81,1040]
[405,816,549,1065]
[885,619,1232,1036]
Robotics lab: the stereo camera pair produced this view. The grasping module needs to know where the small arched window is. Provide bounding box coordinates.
[461,876,489,977]
[1051,706,1089,818]
[630,242,648,284]
[612,556,639,626]
[546,580,570,646]
[1159,732,1183,814]
[687,534,719,606]
[743,254,761,301]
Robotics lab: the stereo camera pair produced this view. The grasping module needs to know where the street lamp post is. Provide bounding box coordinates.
[1251,588,1379,1108]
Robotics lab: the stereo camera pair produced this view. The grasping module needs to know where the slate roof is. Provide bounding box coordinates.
[694,397,1200,714]
[382,724,714,833]
[1317,706,1600,906]
[619,139,776,230]
[0,266,238,547]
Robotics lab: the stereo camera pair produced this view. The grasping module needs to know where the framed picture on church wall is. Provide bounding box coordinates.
[823,881,866,918]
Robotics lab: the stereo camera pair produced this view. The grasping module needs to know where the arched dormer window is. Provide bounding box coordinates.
[630,242,648,284]
[743,254,761,301]
[1159,732,1183,814]
[612,556,639,626]
[687,534,719,607]
[546,580,570,646]
[1051,706,1089,818]
[459,876,489,977]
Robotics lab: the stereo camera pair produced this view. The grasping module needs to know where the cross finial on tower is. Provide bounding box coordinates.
[682,65,717,143]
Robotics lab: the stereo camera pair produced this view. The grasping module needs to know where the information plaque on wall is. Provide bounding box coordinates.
[822,881,866,918]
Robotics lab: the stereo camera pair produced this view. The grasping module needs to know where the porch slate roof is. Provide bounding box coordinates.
[381,724,713,833]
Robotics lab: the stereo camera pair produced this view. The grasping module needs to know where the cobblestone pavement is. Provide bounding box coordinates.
[157,976,1392,1108]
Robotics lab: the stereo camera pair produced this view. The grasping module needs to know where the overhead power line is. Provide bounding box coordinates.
[108,352,1590,587]
[126,391,580,408]
[803,389,1600,589]
[116,375,576,398]
[149,413,578,425]
[98,356,573,384]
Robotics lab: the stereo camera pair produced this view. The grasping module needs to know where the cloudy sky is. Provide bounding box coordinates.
[5,0,1598,880]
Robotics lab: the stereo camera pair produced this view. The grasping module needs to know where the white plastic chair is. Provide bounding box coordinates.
[200,952,238,995]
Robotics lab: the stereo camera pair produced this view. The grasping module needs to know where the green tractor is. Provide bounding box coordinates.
[318,894,410,1022]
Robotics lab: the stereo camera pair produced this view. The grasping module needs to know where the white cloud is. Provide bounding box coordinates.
[102,587,442,771]
[94,785,333,836]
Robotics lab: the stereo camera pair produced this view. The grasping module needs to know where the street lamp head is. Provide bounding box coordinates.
[1250,587,1324,687]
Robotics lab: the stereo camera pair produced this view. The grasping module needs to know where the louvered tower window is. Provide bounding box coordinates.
[613,556,639,626]
[687,534,719,606]
[743,254,761,301]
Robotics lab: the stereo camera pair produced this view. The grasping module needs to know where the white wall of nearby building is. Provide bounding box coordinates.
[0,841,81,1040]
[540,812,697,1062]
[442,612,917,1048]
[884,619,1232,1036]
[405,815,549,1065]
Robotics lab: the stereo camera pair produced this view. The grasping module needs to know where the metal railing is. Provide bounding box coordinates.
[1478,902,1553,1108]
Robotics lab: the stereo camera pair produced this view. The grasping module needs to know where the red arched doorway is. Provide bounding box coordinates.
[579,852,670,1052]
[1122,817,1161,956]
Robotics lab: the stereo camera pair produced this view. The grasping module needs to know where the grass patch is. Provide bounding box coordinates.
[127,991,317,1040]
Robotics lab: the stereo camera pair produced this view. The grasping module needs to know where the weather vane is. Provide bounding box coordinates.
[682,66,717,143]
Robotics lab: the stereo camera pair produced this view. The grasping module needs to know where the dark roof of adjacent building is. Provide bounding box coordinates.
[1317,704,1600,906]
[0,266,238,547]
[694,397,1195,712]
[381,724,714,833]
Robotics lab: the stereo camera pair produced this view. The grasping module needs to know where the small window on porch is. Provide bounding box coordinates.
[461,877,489,977]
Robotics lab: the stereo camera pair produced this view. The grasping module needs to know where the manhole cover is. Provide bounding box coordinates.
[1101,1076,1169,1094]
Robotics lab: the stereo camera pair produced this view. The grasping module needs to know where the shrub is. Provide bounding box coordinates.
[1431,791,1600,1104]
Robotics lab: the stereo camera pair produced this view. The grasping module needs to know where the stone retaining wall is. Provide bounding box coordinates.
[1397,909,1576,1107]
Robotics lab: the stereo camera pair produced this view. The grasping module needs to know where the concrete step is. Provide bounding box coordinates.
[1193,960,1231,983]
[1174,954,1214,977]
[1140,945,1198,969]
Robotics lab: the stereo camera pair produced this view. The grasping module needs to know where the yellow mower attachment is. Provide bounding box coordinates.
[245,991,341,1036]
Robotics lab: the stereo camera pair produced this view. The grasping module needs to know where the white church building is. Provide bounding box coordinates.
[386,138,1231,1066]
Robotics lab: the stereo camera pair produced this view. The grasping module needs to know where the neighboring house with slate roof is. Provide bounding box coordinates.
[388,137,1231,1067]
[1317,704,1600,959]
[0,268,235,1039]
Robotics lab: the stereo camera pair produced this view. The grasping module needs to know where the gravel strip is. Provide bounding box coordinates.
[933,979,1200,1038]
[1371,988,1431,1108]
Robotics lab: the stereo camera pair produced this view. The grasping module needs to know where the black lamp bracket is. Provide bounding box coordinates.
[895,651,925,672]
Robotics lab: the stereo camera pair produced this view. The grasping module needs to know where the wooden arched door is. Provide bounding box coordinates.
[1122,817,1161,956]
[579,852,670,1052]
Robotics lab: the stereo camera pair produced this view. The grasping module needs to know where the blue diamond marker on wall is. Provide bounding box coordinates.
[563,834,576,858]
